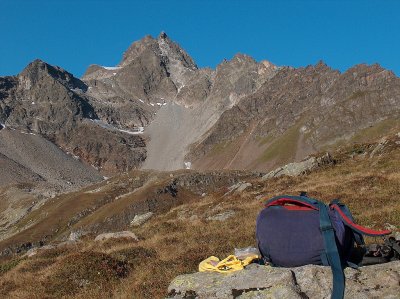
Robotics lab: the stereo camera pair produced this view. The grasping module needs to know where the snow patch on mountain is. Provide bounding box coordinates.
[102,66,121,71]
[90,119,144,135]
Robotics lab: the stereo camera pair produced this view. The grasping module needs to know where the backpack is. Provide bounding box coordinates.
[255,193,392,299]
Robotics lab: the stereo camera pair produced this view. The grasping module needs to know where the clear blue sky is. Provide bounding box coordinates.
[1,0,399,77]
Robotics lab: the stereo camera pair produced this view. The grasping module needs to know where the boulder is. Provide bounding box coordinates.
[167,261,400,299]
[130,212,154,226]
[94,231,138,242]
[206,210,236,222]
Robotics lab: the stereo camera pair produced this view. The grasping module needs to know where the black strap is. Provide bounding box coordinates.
[386,238,400,257]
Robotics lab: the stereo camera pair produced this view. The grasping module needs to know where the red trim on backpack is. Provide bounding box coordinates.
[265,198,318,211]
[331,204,391,236]
[283,205,315,211]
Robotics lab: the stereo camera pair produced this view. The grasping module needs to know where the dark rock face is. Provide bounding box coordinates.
[58,123,146,172]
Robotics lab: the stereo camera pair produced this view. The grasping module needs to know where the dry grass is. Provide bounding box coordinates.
[0,136,399,298]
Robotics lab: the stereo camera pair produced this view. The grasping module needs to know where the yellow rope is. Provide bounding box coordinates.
[199,254,259,273]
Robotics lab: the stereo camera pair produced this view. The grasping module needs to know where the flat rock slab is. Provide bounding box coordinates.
[167,261,400,299]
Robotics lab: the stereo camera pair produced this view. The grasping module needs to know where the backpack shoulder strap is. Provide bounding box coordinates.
[319,202,345,299]
[330,200,365,246]
[330,203,391,237]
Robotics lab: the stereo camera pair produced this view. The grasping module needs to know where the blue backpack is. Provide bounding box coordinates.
[256,193,392,299]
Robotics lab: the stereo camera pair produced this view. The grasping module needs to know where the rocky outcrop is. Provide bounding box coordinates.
[174,171,259,195]
[224,182,253,195]
[94,231,138,242]
[168,261,400,299]
[262,153,334,180]
[206,210,236,221]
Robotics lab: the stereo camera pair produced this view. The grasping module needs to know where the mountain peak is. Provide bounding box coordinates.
[19,59,86,91]
[21,59,47,73]
[315,60,327,67]
[158,31,168,40]
[19,59,53,86]
[119,34,158,67]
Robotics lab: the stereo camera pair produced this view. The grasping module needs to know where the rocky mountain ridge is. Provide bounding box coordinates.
[80,32,278,170]
[188,62,400,170]
[1,32,399,178]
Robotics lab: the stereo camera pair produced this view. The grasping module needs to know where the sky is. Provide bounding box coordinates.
[1,0,399,77]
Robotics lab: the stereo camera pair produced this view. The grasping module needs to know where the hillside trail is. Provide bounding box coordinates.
[225,122,258,169]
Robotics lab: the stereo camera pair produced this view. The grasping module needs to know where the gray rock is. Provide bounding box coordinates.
[384,223,397,231]
[94,231,138,242]
[168,265,299,299]
[370,138,388,158]
[224,182,252,196]
[177,209,199,221]
[130,212,154,226]
[68,230,84,241]
[206,210,236,221]
[167,261,400,299]
[236,182,252,193]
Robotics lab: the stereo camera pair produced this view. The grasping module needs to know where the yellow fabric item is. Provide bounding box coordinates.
[198,254,259,273]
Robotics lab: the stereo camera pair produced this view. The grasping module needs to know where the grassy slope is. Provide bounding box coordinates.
[194,115,400,172]
[0,135,399,298]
